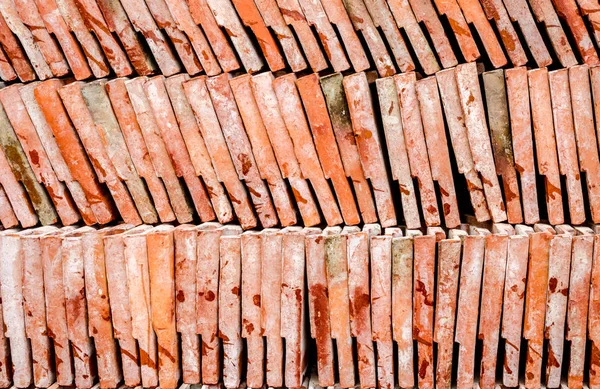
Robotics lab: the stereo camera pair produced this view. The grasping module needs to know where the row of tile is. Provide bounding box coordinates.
[0,222,598,389]
[3,62,600,229]
[0,0,599,82]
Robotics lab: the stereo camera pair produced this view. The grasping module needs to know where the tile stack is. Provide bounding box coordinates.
[2,0,600,388]
[0,0,599,81]
[0,223,599,389]
[2,62,600,229]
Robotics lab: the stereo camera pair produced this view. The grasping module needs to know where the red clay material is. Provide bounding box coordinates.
[35,79,116,225]
[174,225,201,384]
[206,74,277,228]
[377,77,420,229]
[240,232,263,388]
[456,63,507,223]
[253,0,307,72]
[320,73,377,224]
[229,74,296,226]
[529,69,564,225]
[297,73,360,225]
[252,72,321,226]
[20,82,96,225]
[407,0,458,68]
[184,76,257,230]
[59,81,143,226]
[502,225,532,387]
[276,0,327,72]
[549,69,586,225]
[106,78,176,223]
[205,0,263,73]
[523,227,553,389]
[344,72,396,227]
[506,68,540,225]
[144,76,217,223]
[147,226,180,389]
[388,0,440,74]
[126,77,195,224]
[166,74,233,224]
[396,73,440,227]
[219,231,242,389]
[230,0,284,71]
[343,0,397,76]
[417,76,461,228]
[571,66,600,223]
[529,0,578,66]
[436,68,490,222]
[483,70,523,224]
[0,85,79,226]
[456,234,485,389]
[274,73,343,226]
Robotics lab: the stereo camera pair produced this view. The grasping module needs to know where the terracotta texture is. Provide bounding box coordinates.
[529,0,578,66]
[455,234,485,389]
[0,98,57,225]
[377,76,419,229]
[62,227,96,388]
[0,85,79,225]
[502,225,532,387]
[407,0,457,68]
[184,76,256,229]
[34,80,115,225]
[230,74,296,227]
[325,229,358,388]
[344,72,396,227]
[144,76,216,223]
[147,226,180,389]
[297,73,360,225]
[396,73,440,227]
[434,230,463,389]
[253,0,306,72]
[502,0,552,67]
[41,230,75,385]
[82,81,158,224]
[548,69,585,224]
[123,227,158,387]
[206,74,277,227]
[305,231,334,387]
[523,227,553,389]
[295,0,349,72]
[571,66,600,223]
[505,67,540,225]
[205,0,263,73]
[174,225,201,383]
[483,70,523,224]
[252,72,320,226]
[260,228,284,387]
[274,73,342,226]
[106,78,176,224]
[320,73,377,224]
[59,82,142,226]
[416,76,460,228]
[371,234,393,389]
[343,0,396,77]
[436,68,490,222]
[82,227,125,389]
[0,232,33,388]
[240,232,263,388]
[529,69,564,225]
[456,63,507,223]
[74,0,134,77]
[218,230,242,389]
[126,77,194,224]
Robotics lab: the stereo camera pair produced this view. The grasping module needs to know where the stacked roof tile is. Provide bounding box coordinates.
[2,0,600,388]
